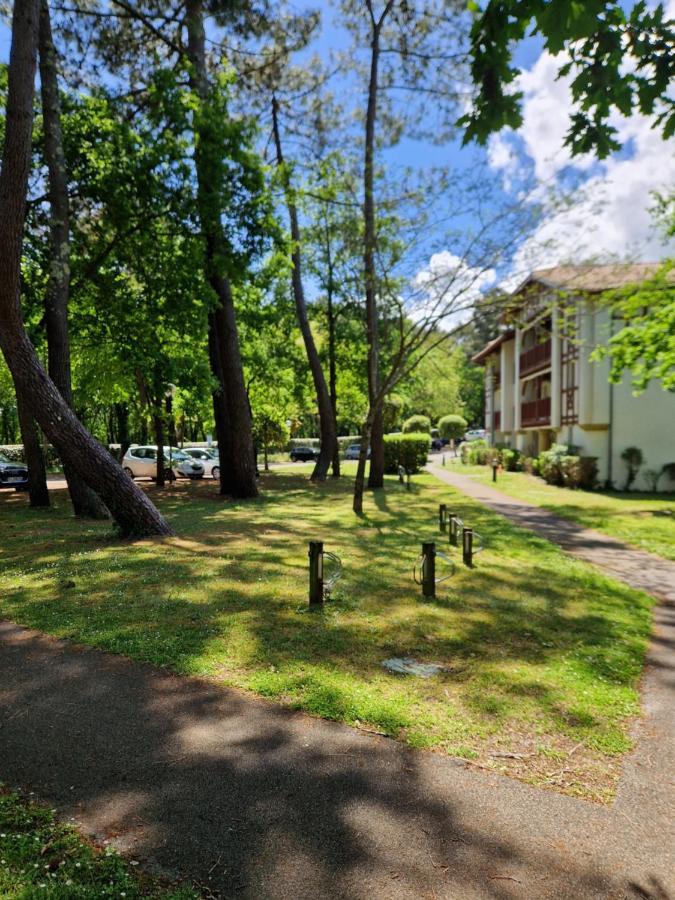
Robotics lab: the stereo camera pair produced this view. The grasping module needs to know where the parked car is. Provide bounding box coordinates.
[344,444,370,460]
[0,452,28,491]
[289,446,320,462]
[431,438,443,451]
[183,447,220,480]
[464,429,487,442]
[122,446,204,480]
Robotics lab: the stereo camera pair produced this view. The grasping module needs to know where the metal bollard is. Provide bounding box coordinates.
[422,541,436,598]
[308,540,324,605]
[462,528,474,567]
[492,462,498,483]
[439,503,447,532]
[442,453,446,467]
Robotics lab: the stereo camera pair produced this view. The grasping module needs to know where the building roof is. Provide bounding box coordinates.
[513,263,668,295]
[471,329,514,364]
[471,262,671,364]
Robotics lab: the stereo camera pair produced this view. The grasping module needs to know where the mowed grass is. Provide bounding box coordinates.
[451,461,675,561]
[0,467,655,801]
[0,784,196,898]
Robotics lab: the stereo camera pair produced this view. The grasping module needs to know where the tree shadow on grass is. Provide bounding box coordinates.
[0,621,667,900]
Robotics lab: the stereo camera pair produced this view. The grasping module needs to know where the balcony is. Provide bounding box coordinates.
[493,410,501,430]
[521,397,550,427]
[519,339,551,377]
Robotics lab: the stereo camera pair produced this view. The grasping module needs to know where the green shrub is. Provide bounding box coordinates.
[523,456,541,476]
[461,438,487,465]
[621,446,643,491]
[383,432,431,474]
[500,448,524,471]
[437,414,467,440]
[0,443,62,469]
[539,443,570,485]
[402,415,431,434]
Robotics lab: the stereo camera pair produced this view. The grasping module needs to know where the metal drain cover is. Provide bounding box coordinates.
[381,657,444,677]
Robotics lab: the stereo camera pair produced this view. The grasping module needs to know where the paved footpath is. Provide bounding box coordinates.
[0,475,673,899]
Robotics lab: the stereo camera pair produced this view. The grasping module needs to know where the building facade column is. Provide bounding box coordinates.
[550,302,562,429]
[513,327,522,432]
[501,340,514,434]
[578,299,594,425]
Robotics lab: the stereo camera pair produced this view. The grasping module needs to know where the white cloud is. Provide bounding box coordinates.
[411,251,496,328]
[489,43,675,277]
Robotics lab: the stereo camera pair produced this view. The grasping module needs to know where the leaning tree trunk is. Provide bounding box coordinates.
[0,1,172,538]
[15,387,49,507]
[271,95,337,482]
[185,0,257,499]
[39,0,108,520]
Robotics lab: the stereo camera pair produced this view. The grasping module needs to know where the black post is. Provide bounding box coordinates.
[492,462,498,483]
[463,528,473,567]
[309,540,324,605]
[422,541,435,598]
[439,503,447,532]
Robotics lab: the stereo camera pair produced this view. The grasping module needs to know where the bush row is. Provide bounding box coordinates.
[460,439,598,490]
[383,432,431,474]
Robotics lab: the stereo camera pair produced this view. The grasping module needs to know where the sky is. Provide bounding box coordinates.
[1,1,674,299]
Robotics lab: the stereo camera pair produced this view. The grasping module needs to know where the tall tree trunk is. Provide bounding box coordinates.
[324,217,340,478]
[271,95,337,482]
[369,404,384,486]
[0,2,172,538]
[15,387,49,507]
[153,369,166,487]
[39,0,108,520]
[207,313,233,493]
[115,402,130,459]
[185,0,257,499]
[362,11,389,494]
[353,408,376,515]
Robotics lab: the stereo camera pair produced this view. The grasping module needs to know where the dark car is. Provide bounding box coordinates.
[0,452,29,491]
[431,438,443,451]
[290,446,320,462]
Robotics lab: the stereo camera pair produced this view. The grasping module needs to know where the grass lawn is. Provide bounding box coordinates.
[0,467,655,802]
[450,461,675,561]
[0,784,195,898]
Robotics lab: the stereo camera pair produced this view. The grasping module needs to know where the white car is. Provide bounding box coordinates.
[344,444,370,460]
[183,447,220,480]
[464,429,487,442]
[123,446,204,481]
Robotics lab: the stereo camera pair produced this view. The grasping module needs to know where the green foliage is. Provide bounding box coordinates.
[383,432,431,473]
[461,1,675,158]
[437,414,467,440]
[621,446,644,491]
[538,444,597,490]
[591,261,675,393]
[500,448,524,472]
[402,414,431,434]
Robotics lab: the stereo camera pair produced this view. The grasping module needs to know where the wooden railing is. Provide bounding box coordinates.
[519,339,551,376]
[521,397,550,427]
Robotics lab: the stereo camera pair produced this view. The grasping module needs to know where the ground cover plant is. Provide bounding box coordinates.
[0,468,654,802]
[453,462,675,561]
[0,784,195,898]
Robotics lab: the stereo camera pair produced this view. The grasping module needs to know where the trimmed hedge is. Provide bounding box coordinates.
[437,414,467,440]
[402,415,431,434]
[383,432,431,474]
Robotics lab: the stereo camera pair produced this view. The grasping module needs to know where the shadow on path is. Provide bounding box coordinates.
[0,621,672,900]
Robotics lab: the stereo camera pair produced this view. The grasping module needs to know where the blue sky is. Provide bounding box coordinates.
[2,1,673,298]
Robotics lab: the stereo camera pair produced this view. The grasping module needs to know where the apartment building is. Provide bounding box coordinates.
[472,264,675,490]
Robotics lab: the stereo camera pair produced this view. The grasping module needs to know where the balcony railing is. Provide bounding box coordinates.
[519,339,551,377]
[521,397,550,427]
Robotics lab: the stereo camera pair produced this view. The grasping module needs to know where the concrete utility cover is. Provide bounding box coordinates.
[381,657,444,677]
